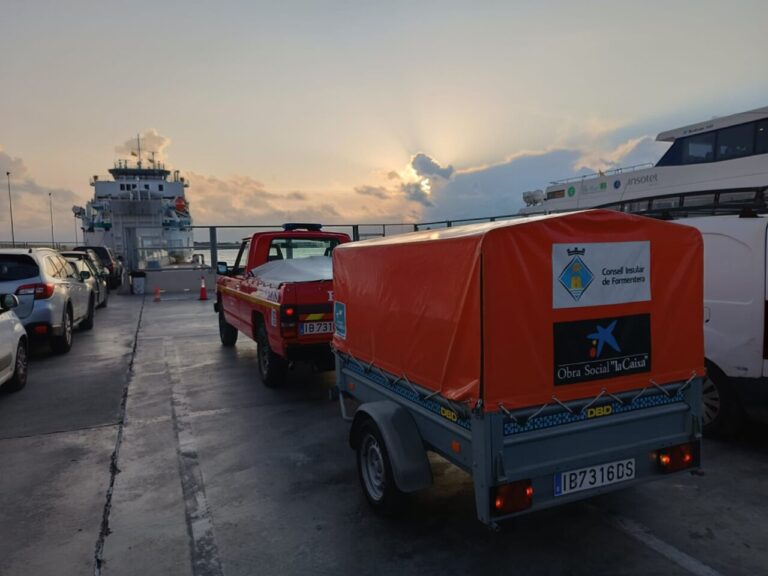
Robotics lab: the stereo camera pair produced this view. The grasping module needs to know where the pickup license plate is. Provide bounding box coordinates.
[299,321,334,335]
[554,458,635,497]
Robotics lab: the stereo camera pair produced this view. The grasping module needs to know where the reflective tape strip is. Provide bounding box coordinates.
[219,286,279,309]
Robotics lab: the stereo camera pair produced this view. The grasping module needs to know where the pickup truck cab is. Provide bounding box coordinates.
[215,223,350,387]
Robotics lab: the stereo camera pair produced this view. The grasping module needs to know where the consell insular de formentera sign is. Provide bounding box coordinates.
[552,241,651,309]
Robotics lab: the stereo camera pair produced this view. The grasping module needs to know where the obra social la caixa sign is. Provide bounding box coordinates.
[551,242,652,386]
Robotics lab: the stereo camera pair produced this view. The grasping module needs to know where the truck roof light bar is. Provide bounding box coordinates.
[283,223,323,231]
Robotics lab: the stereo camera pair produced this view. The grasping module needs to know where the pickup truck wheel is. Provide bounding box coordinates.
[4,340,28,392]
[51,307,73,354]
[703,361,741,437]
[356,420,404,516]
[256,323,286,387]
[218,306,238,347]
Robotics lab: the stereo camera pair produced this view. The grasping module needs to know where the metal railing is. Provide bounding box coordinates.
[2,210,531,271]
[550,163,655,185]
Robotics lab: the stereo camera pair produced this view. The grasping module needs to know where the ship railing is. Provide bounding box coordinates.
[549,163,655,185]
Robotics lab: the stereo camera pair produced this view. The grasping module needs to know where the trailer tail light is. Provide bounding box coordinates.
[284,307,295,317]
[16,283,55,300]
[656,442,699,473]
[33,325,49,334]
[492,479,533,515]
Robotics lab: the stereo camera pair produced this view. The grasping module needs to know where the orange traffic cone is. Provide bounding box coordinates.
[153,287,161,303]
[199,276,208,301]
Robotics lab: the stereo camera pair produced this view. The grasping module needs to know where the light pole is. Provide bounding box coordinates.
[49,192,55,246]
[6,171,15,247]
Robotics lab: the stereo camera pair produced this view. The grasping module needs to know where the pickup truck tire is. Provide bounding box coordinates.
[218,306,238,347]
[51,307,73,355]
[703,361,741,437]
[256,323,286,387]
[356,420,404,516]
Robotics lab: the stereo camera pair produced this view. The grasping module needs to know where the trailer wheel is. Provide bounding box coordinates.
[218,305,238,347]
[703,361,741,437]
[256,323,286,387]
[356,420,404,515]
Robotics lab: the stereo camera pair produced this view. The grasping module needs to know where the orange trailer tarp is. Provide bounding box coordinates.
[332,210,704,412]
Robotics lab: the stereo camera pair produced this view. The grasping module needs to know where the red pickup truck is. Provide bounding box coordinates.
[214,224,350,387]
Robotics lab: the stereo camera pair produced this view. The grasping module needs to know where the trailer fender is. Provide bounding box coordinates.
[349,401,432,493]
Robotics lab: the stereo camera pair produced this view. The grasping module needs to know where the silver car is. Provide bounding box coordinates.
[64,254,108,309]
[0,248,92,354]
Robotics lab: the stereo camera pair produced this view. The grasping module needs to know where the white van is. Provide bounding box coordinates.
[680,214,768,434]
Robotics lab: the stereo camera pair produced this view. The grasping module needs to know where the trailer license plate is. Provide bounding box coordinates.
[300,321,334,335]
[554,458,635,497]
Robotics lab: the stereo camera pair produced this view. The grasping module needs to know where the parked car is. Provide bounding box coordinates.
[66,257,106,312]
[0,248,92,354]
[74,245,123,289]
[0,294,27,392]
[62,252,109,308]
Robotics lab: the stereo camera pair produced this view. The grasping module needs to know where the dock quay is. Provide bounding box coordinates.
[1,293,766,576]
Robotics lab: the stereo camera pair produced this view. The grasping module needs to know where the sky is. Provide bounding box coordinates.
[1,0,768,241]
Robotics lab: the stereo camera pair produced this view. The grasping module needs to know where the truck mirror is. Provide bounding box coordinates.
[217,261,229,275]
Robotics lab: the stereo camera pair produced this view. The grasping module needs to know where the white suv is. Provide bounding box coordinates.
[0,294,28,392]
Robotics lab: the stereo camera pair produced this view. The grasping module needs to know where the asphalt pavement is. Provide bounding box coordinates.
[0,294,766,576]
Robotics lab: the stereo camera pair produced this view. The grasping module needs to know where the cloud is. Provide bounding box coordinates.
[418,135,669,222]
[0,148,83,242]
[355,185,389,199]
[400,181,433,207]
[285,191,307,201]
[575,136,668,172]
[386,171,401,181]
[411,153,454,180]
[115,129,172,163]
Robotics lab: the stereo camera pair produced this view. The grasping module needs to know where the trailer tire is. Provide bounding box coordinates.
[218,305,238,347]
[256,322,286,388]
[356,419,404,516]
[703,361,742,437]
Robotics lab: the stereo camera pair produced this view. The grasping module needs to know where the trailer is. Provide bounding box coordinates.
[332,209,704,526]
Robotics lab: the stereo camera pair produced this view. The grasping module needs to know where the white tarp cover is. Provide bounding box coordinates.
[249,255,333,283]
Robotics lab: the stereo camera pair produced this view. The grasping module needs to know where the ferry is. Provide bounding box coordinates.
[520,105,768,216]
[73,139,194,271]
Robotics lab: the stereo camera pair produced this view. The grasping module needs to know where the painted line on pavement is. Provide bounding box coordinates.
[594,506,724,576]
[168,340,224,576]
